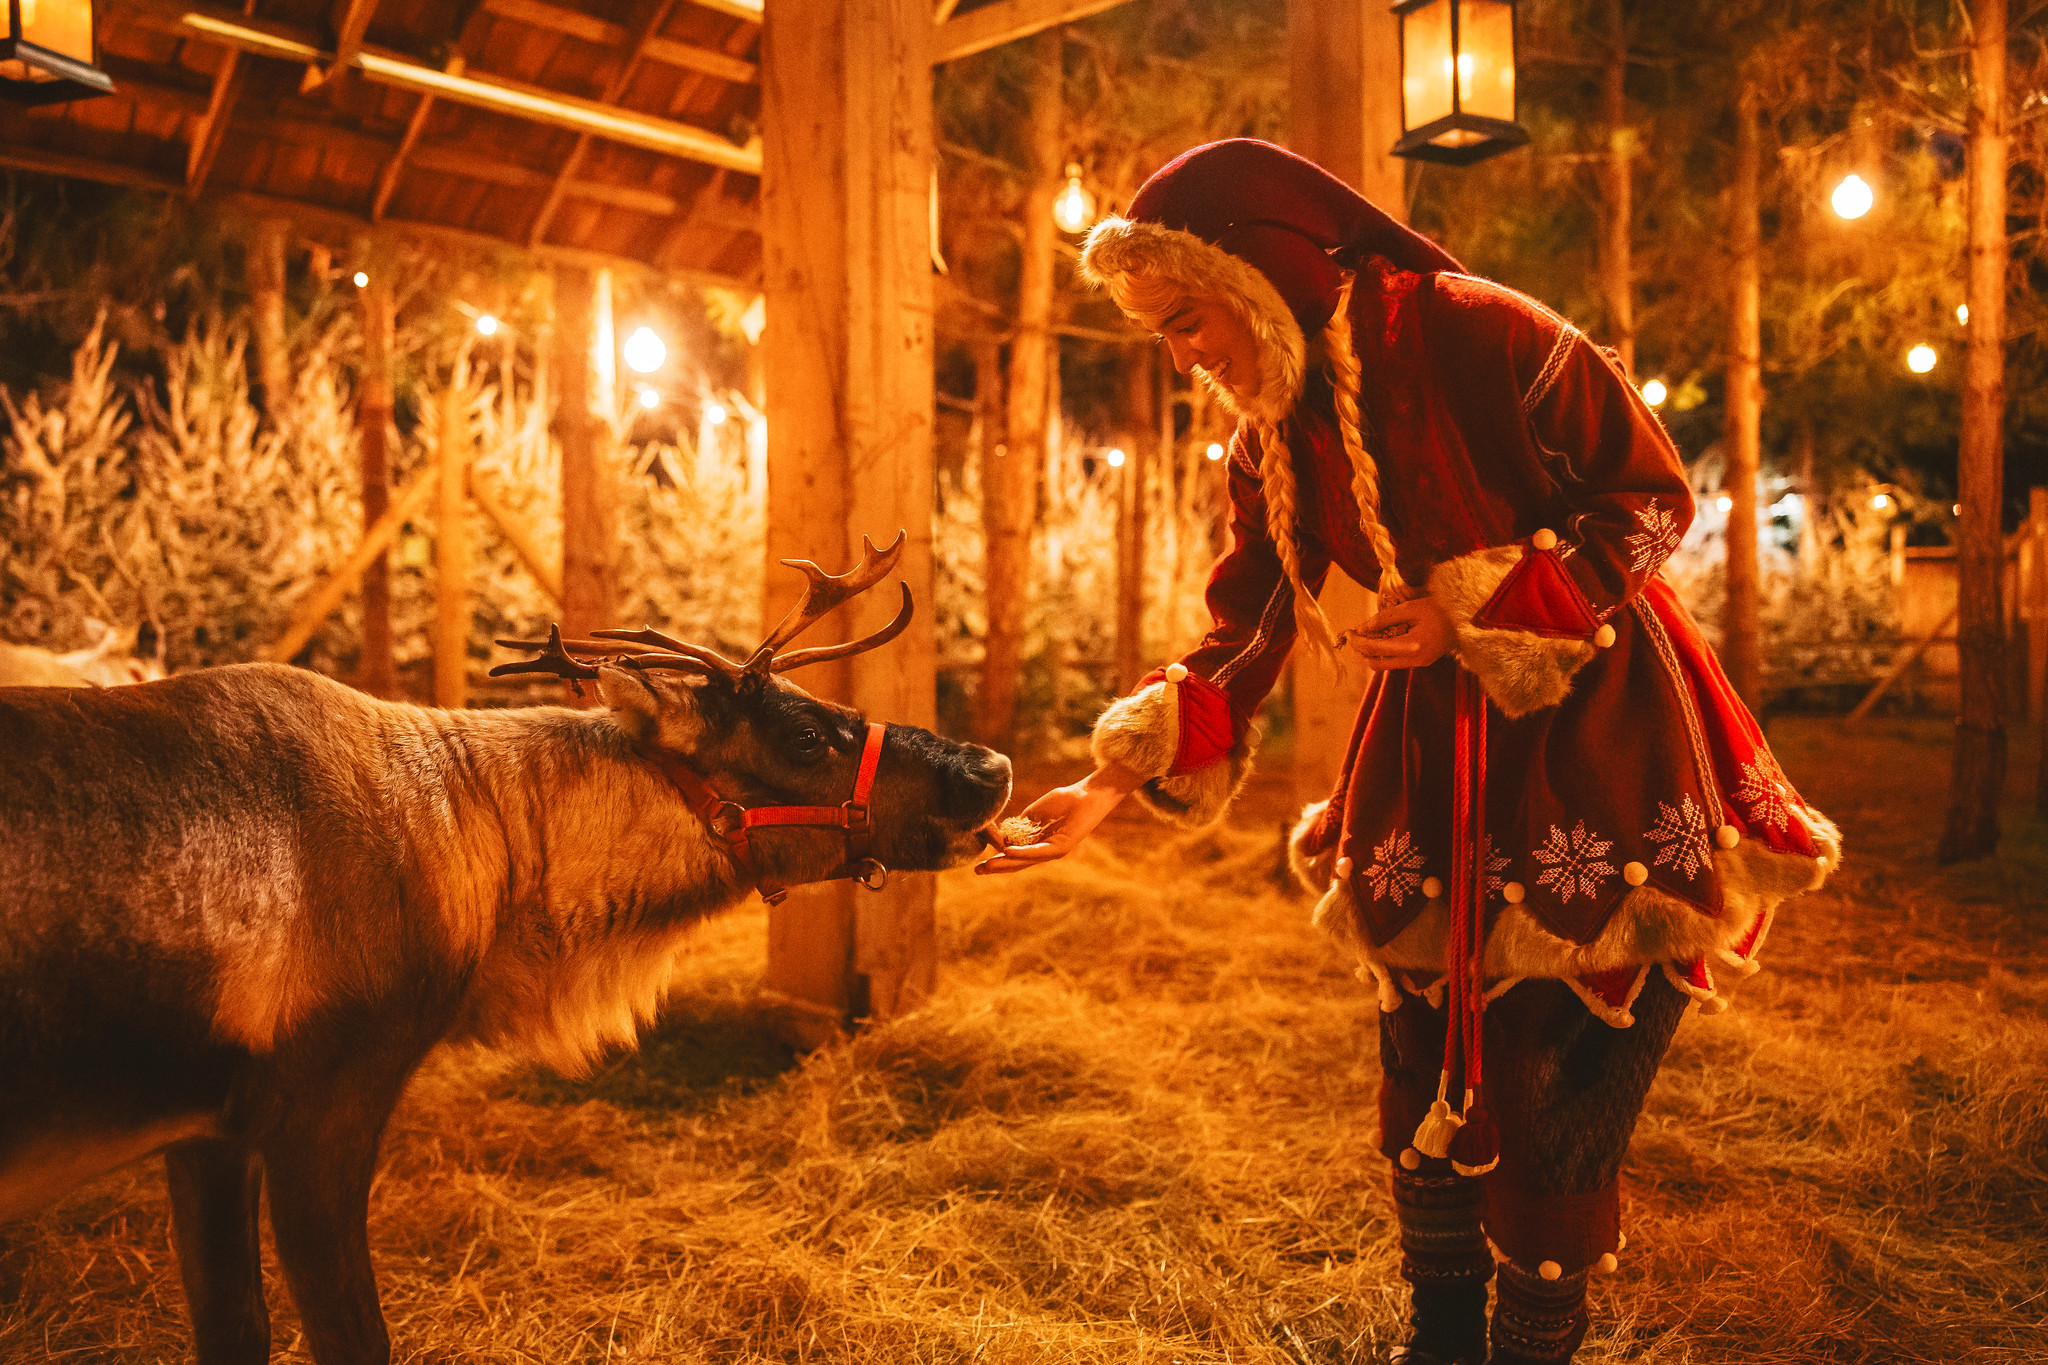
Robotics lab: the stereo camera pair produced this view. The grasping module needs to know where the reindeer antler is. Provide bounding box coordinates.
[746,531,911,675]
[490,624,601,682]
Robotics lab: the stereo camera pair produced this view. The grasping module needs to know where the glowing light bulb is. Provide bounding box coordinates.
[1106,448,1127,468]
[1953,503,1963,516]
[1872,493,1892,510]
[1957,303,1969,324]
[636,387,660,410]
[475,314,499,336]
[1052,163,1096,235]
[1205,442,1225,461]
[1716,495,1733,513]
[1640,378,1668,407]
[705,401,728,425]
[623,326,666,374]
[1831,174,1873,220]
[352,270,369,288]
[1907,344,1937,374]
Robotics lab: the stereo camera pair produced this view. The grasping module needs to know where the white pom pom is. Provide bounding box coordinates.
[1531,528,1558,551]
[1164,662,1188,683]
[1594,623,1617,648]
[1502,881,1526,904]
[1623,861,1648,887]
[1616,1233,1627,1251]
[1411,1098,1465,1159]
[1335,856,1354,879]
[1716,824,1741,849]
[1538,1261,1562,1280]
[1596,1253,1619,1274]
[1422,876,1444,899]
[1399,1147,1422,1170]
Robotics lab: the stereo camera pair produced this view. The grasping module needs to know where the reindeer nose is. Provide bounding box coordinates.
[952,747,1012,811]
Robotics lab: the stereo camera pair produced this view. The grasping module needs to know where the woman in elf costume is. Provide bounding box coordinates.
[979,139,1840,1364]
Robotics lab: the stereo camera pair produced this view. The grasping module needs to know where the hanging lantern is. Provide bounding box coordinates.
[1051,162,1096,235]
[1391,0,1527,166]
[0,0,113,105]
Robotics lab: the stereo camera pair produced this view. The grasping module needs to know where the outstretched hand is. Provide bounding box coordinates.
[1346,594,1454,670]
[974,761,1146,876]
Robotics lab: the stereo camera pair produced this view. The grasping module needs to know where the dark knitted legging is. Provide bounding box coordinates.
[1377,971,1688,1269]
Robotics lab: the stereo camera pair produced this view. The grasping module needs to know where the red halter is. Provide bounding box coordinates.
[651,721,889,906]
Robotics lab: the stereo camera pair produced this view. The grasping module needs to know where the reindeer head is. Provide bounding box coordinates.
[493,533,1011,897]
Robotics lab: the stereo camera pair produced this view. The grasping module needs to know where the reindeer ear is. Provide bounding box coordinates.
[596,665,707,751]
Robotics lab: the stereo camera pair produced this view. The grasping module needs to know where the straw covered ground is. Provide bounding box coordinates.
[3,717,2045,1363]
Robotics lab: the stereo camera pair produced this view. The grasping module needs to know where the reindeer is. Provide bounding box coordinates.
[0,534,1010,1365]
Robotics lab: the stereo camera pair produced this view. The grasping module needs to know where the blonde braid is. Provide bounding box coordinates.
[1323,275,1410,604]
[1254,418,1341,661]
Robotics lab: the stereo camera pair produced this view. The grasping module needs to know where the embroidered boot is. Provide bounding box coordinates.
[1387,1162,1491,1365]
[1490,1259,1591,1363]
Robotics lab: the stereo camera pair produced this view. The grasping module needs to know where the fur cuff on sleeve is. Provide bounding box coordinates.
[1091,682,1256,828]
[1428,545,1596,719]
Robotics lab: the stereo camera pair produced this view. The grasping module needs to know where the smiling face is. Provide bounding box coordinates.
[1155,296,1263,402]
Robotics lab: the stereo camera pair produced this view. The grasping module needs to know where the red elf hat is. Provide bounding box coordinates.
[1081,139,1463,426]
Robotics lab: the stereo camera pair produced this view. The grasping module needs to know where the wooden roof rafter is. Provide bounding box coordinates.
[298,0,381,92]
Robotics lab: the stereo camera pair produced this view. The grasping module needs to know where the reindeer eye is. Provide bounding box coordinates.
[792,726,825,756]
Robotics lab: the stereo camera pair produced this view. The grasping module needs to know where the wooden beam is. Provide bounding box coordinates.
[551,265,616,643]
[251,217,290,416]
[301,0,382,92]
[528,0,682,248]
[0,141,182,194]
[931,0,1134,64]
[356,246,398,698]
[263,464,441,665]
[689,0,761,22]
[406,142,719,219]
[371,55,460,221]
[184,45,244,196]
[126,0,763,172]
[482,0,757,83]
[470,471,563,605]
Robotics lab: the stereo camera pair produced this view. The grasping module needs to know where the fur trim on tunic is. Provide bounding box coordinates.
[1428,545,1596,718]
[1291,799,1843,1018]
[1092,680,1256,829]
[1080,216,1307,429]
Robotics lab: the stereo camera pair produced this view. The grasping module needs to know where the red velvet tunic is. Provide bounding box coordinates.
[1167,259,1834,1015]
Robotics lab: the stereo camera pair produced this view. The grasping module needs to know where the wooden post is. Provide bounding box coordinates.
[552,265,616,646]
[761,0,936,1037]
[1115,350,1153,694]
[435,349,472,710]
[1599,0,1634,378]
[354,237,398,698]
[1285,0,1402,806]
[2029,487,2047,811]
[1721,77,1764,712]
[251,218,291,421]
[1941,0,2010,863]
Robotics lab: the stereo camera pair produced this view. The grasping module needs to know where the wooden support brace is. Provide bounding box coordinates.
[434,359,472,709]
[263,466,441,666]
[1846,605,1961,725]
[469,472,564,607]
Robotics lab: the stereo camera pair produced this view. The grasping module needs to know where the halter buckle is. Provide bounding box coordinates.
[853,858,888,892]
[708,801,747,838]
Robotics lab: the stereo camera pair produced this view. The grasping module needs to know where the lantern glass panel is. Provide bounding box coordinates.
[22,0,94,64]
[1400,0,1454,132]
[1457,1,1515,123]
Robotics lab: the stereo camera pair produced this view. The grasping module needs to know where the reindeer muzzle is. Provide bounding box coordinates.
[654,721,891,906]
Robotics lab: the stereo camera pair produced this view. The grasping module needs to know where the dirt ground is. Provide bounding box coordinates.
[3,717,2045,1363]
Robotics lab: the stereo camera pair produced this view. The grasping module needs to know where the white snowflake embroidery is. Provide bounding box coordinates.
[1624,501,1684,574]
[1482,836,1511,897]
[1645,795,1712,879]
[1733,757,1792,833]
[1366,830,1427,904]
[1532,821,1618,904]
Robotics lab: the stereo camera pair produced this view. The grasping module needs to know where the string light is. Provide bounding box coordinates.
[1205,442,1225,461]
[475,314,499,336]
[1872,493,1892,510]
[352,270,369,287]
[1831,174,1873,220]
[1640,378,1668,407]
[705,401,728,426]
[1907,344,1937,374]
[1716,495,1733,512]
[623,326,666,374]
[636,387,660,410]
[1106,448,1127,468]
[1957,303,1969,325]
[1052,162,1096,235]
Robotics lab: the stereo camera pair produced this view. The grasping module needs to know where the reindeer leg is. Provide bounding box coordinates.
[260,1074,410,1365]
[165,1140,269,1365]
